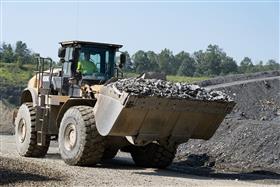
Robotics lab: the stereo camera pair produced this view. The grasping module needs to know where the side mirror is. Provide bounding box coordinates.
[58,47,66,58]
[119,53,126,68]
[59,58,65,64]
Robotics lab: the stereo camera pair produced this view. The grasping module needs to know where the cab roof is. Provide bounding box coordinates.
[59,40,123,48]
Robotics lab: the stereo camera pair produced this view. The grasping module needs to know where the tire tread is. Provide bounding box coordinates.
[130,143,176,169]
[60,106,105,166]
[17,103,50,157]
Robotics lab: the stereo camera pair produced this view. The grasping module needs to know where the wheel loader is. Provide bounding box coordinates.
[14,41,235,168]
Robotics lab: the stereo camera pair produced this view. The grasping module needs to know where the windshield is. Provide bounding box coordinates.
[78,47,115,78]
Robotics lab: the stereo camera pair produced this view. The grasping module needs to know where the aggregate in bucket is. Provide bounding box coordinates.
[94,84,235,145]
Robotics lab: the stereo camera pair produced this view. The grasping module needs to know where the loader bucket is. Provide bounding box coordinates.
[94,86,235,144]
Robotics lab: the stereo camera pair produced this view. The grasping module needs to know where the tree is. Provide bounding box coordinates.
[132,50,151,73]
[175,51,196,76]
[220,56,238,75]
[158,49,175,74]
[239,57,254,73]
[265,59,279,71]
[194,45,233,76]
[253,61,265,72]
[146,51,159,72]
[1,41,34,65]
[15,41,29,56]
[193,50,206,76]
[15,41,31,65]
[204,44,224,75]
[1,43,15,63]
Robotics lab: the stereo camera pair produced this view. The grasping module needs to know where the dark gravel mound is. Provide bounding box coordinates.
[108,78,232,101]
[176,75,280,173]
[215,78,280,121]
[176,118,280,173]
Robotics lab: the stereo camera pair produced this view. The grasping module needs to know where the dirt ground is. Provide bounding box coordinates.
[1,135,279,187]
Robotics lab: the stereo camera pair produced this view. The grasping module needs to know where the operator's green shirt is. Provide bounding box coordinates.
[77,60,97,75]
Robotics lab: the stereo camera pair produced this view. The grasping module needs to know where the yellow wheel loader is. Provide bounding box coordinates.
[14,41,235,168]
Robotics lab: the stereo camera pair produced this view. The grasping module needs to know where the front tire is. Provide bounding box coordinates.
[130,143,177,169]
[15,103,50,157]
[59,106,105,166]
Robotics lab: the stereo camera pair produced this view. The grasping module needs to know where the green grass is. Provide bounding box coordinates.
[0,62,35,86]
[166,75,209,83]
[123,72,139,78]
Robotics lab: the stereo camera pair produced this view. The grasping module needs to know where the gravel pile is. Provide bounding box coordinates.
[108,78,232,101]
[176,76,280,173]
[217,78,280,121]
[176,118,280,173]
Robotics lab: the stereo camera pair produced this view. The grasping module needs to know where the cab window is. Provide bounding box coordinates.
[79,47,115,77]
[90,54,101,71]
[63,47,72,76]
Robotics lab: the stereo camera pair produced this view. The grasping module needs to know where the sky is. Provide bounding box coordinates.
[0,0,279,64]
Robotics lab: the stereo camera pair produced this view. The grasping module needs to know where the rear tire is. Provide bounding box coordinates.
[59,106,105,166]
[14,103,50,157]
[130,143,177,169]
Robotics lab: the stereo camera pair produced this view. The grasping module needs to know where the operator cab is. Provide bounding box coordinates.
[57,41,125,96]
[59,41,124,82]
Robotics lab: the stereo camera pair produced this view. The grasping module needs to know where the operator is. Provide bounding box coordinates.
[76,52,98,75]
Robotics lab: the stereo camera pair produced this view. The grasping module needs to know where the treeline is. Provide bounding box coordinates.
[124,44,279,76]
[0,41,37,66]
[1,41,279,76]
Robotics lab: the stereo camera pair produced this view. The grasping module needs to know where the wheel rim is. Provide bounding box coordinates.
[18,119,27,143]
[64,123,77,151]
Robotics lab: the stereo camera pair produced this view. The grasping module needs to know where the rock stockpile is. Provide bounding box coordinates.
[176,75,280,173]
[108,78,232,102]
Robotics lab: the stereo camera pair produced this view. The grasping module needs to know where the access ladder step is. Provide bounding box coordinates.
[37,131,47,146]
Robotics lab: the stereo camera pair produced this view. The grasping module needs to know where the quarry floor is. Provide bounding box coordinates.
[1,135,279,187]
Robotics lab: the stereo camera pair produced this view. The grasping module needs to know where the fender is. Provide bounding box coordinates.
[21,88,38,106]
[56,98,97,128]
